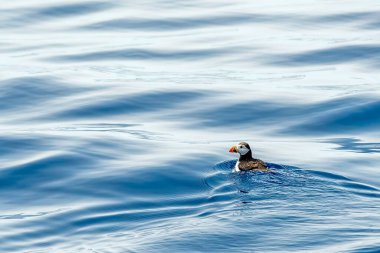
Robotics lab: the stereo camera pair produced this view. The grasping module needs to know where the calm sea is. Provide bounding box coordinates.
[1,1,380,252]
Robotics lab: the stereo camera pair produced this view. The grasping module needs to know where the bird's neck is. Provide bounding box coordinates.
[239,151,253,161]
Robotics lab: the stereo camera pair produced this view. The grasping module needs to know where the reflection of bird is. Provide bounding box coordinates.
[229,142,269,172]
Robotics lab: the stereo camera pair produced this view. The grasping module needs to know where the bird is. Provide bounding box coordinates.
[229,142,269,172]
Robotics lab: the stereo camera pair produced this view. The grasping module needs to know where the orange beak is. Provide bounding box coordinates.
[229,145,238,153]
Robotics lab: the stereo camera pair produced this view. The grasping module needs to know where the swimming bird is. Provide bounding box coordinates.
[229,142,269,172]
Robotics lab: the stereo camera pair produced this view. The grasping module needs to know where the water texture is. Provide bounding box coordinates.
[1,1,380,252]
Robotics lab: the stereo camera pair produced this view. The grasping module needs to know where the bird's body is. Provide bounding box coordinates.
[234,158,268,172]
[229,142,270,172]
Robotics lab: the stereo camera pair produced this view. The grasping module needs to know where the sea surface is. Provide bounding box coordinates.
[1,1,380,252]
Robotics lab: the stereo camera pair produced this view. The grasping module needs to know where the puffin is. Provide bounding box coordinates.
[229,142,269,172]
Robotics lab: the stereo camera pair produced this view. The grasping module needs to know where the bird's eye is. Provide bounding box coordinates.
[239,146,243,149]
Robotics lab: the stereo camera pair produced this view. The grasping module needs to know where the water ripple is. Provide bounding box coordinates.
[269,45,380,66]
[80,14,278,31]
[46,48,240,62]
[186,95,380,135]
[2,2,115,28]
[2,1,380,252]
[51,90,205,119]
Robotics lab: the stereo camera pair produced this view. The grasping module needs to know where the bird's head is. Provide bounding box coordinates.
[229,142,251,156]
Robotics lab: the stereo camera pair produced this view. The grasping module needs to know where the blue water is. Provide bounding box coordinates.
[1,1,380,252]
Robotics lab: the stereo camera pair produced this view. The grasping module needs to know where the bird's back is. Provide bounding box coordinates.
[238,158,268,171]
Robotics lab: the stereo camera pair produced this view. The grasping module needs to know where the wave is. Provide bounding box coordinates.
[46,47,240,62]
[269,45,380,66]
[1,2,114,28]
[186,94,380,135]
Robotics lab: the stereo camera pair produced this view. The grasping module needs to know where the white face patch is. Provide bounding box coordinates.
[237,145,249,155]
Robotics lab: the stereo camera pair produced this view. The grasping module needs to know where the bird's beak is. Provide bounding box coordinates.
[229,145,238,153]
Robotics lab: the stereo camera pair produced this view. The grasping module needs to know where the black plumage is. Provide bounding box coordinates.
[230,142,269,171]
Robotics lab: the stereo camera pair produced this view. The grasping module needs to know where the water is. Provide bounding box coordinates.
[1,1,380,252]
